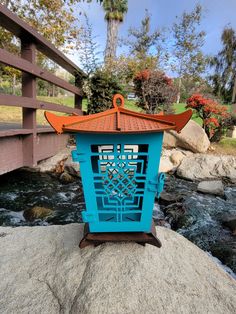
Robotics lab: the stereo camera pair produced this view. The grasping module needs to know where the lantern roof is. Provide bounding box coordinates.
[45,94,192,134]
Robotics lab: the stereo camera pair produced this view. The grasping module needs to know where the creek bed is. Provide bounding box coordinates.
[0,169,235,275]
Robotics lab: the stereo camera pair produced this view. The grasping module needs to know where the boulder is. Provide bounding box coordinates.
[0,224,235,314]
[197,180,224,196]
[177,154,236,183]
[170,151,185,165]
[163,120,210,153]
[37,148,72,172]
[23,206,53,221]
[159,156,175,173]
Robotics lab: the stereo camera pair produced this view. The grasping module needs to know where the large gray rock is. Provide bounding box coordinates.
[0,224,235,314]
[163,120,210,153]
[197,180,224,196]
[177,154,236,183]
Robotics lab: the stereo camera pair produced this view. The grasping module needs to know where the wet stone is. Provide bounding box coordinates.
[197,180,224,196]
[23,206,53,222]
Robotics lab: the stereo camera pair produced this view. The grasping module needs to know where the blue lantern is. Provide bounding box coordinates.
[45,94,192,247]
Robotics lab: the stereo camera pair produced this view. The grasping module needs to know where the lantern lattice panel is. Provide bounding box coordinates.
[91,144,149,223]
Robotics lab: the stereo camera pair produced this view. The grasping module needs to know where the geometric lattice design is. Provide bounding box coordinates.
[91,144,148,223]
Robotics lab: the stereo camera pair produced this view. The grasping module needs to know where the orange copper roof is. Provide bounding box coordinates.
[45,94,192,134]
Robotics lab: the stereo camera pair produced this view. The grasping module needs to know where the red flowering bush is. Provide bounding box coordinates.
[186,94,230,141]
[133,70,177,114]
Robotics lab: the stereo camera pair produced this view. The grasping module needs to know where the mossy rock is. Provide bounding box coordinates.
[23,206,53,221]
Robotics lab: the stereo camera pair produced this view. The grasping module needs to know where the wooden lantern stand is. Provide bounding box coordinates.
[79,220,162,249]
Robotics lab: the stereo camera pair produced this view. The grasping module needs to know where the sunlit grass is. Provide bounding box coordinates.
[0,96,229,128]
[212,137,236,156]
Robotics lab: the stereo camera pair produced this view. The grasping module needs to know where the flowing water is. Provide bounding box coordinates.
[0,169,235,275]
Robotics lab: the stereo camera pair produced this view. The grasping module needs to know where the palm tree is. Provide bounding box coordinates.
[103,0,128,64]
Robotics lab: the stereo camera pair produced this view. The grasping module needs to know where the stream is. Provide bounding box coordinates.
[0,169,235,276]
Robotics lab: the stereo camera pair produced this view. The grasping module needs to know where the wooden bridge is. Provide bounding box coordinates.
[0,4,85,175]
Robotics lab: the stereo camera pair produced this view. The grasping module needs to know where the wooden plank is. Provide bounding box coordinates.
[0,132,69,174]
[21,41,37,167]
[0,94,83,115]
[0,136,24,175]
[35,133,69,161]
[0,127,59,138]
[0,4,86,78]
[0,48,83,96]
[0,129,33,137]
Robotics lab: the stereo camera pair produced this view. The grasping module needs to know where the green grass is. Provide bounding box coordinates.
[212,137,236,155]
[174,103,202,125]
[0,96,222,127]
[218,137,236,148]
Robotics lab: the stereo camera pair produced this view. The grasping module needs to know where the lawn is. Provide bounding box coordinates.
[212,137,236,156]
[0,95,224,127]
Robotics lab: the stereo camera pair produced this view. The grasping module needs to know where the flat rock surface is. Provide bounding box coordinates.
[0,224,235,314]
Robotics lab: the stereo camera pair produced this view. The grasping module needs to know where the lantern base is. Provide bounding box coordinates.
[79,221,162,249]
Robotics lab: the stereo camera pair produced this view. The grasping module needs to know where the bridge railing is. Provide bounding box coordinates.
[0,4,86,170]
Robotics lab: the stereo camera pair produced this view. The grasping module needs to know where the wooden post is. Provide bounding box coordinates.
[74,73,82,110]
[21,41,37,167]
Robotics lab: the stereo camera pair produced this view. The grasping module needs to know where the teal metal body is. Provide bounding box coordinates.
[72,133,165,233]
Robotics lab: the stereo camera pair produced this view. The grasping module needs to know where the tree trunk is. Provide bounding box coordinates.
[176,77,182,104]
[232,75,236,103]
[104,19,119,65]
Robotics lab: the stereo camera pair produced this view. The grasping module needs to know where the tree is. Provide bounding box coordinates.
[0,0,82,95]
[186,94,230,140]
[103,0,128,64]
[87,69,122,114]
[209,27,236,103]
[78,14,101,75]
[0,0,81,51]
[133,70,177,114]
[172,4,206,103]
[124,10,165,75]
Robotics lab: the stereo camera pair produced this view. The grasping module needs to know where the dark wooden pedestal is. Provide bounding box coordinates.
[79,221,162,249]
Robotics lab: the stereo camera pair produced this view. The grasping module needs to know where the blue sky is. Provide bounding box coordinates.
[71,0,236,68]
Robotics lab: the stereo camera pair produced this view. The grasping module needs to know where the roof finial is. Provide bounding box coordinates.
[113,94,124,109]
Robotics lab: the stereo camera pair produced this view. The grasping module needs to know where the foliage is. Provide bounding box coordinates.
[176,75,213,102]
[78,14,101,75]
[1,0,81,51]
[103,0,128,64]
[209,27,236,103]
[86,69,122,114]
[133,69,177,114]
[0,0,83,95]
[186,94,231,141]
[172,4,206,102]
[124,10,166,73]
[103,0,128,22]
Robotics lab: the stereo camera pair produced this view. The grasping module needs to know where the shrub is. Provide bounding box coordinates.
[133,70,177,114]
[85,69,122,114]
[186,94,231,141]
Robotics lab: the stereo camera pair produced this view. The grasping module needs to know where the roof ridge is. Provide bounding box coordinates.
[119,107,175,126]
[63,108,117,128]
